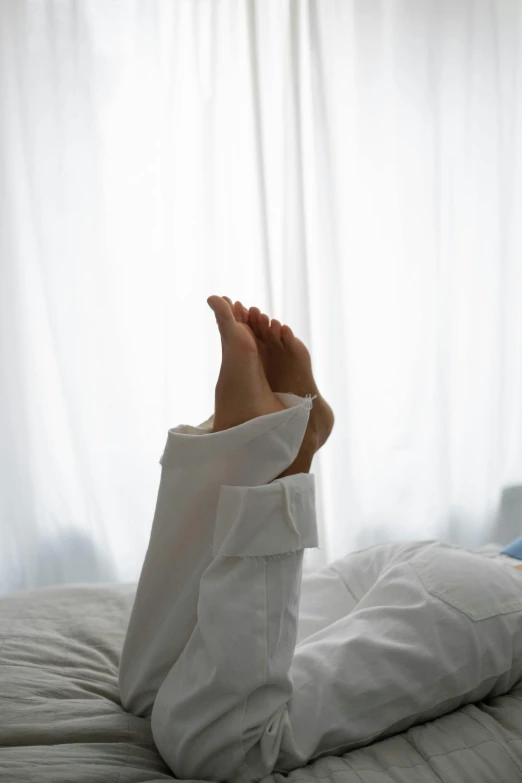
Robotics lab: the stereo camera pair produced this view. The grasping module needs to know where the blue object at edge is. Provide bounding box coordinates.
[500,535,522,561]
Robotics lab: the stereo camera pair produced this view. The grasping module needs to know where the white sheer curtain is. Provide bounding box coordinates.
[1,0,521,596]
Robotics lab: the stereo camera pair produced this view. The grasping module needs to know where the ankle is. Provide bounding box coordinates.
[271,431,318,481]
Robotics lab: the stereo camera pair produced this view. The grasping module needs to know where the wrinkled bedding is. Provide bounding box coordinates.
[1,544,522,783]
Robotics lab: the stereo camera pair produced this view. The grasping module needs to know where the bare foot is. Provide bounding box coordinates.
[229,300,335,451]
[207,296,286,432]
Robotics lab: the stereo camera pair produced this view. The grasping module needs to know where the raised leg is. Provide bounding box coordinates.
[118,394,313,717]
[119,295,334,716]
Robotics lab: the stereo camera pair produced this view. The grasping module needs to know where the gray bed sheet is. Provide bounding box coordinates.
[1,567,522,783]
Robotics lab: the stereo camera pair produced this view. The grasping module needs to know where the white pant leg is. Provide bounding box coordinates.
[278,540,522,775]
[296,539,444,644]
[150,467,318,783]
[118,392,313,717]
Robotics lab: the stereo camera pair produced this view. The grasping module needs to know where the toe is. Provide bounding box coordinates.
[233,300,246,323]
[280,324,294,345]
[258,313,270,340]
[269,318,282,343]
[208,295,235,325]
[248,307,262,336]
[220,296,236,319]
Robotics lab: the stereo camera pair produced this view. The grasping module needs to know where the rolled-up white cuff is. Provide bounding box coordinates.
[159,392,315,471]
[213,473,317,557]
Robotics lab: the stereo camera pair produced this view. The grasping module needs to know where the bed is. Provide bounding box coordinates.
[2,543,522,783]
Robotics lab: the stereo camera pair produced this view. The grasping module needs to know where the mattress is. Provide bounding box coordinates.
[1,545,522,783]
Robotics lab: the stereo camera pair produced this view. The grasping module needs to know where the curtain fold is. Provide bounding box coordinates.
[1,0,521,594]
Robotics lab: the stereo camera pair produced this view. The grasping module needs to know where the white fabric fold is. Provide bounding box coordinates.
[213,474,317,557]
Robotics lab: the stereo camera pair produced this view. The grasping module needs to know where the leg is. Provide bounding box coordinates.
[272,423,317,480]
[150,454,319,782]
[119,295,333,717]
[118,392,313,717]
[283,542,522,770]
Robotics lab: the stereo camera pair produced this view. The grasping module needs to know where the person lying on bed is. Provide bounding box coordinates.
[118,295,522,783]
